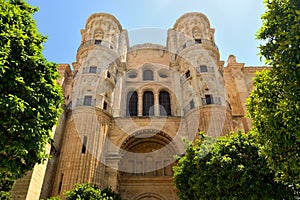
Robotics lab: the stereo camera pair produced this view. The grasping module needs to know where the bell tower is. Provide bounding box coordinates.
[167,12,233,138]
[50,13,129,197]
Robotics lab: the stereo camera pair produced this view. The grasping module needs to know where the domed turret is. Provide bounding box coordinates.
[167,12,217,55]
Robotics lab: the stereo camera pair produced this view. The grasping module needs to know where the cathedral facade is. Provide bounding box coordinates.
[12,12,267,200]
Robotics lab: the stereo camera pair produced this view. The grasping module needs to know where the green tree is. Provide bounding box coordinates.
[0,0,63,197]
[64,183,122,200]
[101,187,122,200]
[173,132,297,200]
[247,0,300,187]
[46,197,61,200]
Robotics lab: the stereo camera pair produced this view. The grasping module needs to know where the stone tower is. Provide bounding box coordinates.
[50,13,129,196]
[12,12,268,200]
[167,13,233,138]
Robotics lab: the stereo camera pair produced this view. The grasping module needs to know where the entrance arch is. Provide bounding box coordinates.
[133,193,166,200]
[118,130,178,200]
[118,130,178,175]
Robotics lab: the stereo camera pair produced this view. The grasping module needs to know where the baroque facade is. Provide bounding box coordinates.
[12,12,268,200]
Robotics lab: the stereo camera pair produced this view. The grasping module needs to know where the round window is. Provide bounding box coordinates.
[159,70,169,78]
[127,71,138,79]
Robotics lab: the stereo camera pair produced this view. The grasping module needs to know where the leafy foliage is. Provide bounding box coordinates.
[63,183,122,200]
[101,187,122,200]
[247,0,300,187]
[173,132,297,200]
[46,197,61,200]
[0,0,63,195]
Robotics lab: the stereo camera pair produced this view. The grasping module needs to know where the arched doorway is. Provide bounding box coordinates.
[137,197,161,200]
[134,193,166,200]
[118,130,179,200]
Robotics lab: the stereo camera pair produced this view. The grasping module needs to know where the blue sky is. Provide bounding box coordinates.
[27,0,266,66]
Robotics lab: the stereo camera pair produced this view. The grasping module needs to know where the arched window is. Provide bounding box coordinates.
[95,40,102,45]
[89,66,97,73]
[195,38,202,44]
[126,91,138,116]
[199,65,208,72]
[143,91,154,116]
[185,70,191,79]
[143,70,154,81]
[103,101,108,110]
[159,91,171,116]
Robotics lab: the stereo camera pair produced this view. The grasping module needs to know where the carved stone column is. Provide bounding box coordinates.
[154,92,159,116]
[138,91,143,116]
[105,155,121,191]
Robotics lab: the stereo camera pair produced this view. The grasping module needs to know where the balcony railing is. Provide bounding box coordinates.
[77,39,114,52]
[175,39,219,58]
[201,97,221,106]
[183,101,195,115]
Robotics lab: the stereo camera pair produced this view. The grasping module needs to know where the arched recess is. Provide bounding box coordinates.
[133,192,167,200]
[143,69,154,81]
[159,91,171,116]
[142,63,155,81]
[117,130,180,200]
[126,91,138,116]
[157,86,179,116]
[143,91,154,116]
[118,130,178,175]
